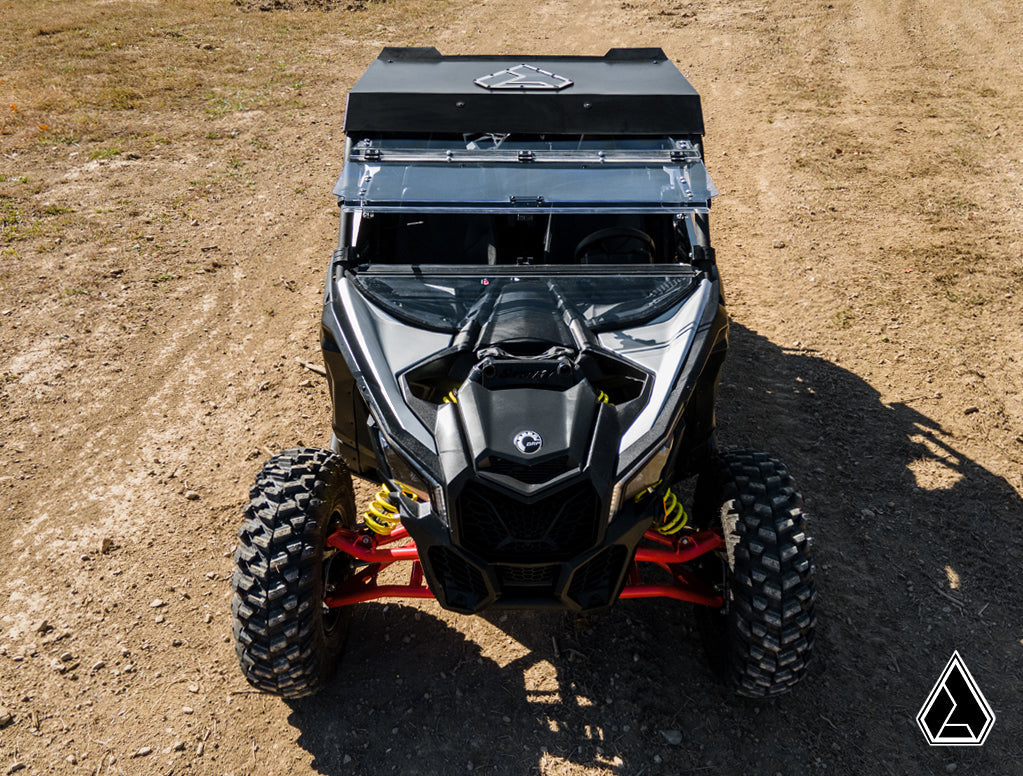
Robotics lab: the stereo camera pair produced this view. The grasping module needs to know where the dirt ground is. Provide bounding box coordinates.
[1,0,1021,774]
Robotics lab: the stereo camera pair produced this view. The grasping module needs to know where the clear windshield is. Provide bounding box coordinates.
[350,267,697,333]
[334,136,717,213]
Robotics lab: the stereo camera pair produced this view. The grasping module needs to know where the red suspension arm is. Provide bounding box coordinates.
[322,526,725,609]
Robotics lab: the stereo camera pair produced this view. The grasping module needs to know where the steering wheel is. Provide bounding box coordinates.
[574,227,656,264]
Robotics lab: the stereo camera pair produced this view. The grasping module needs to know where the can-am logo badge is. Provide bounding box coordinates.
[513,430,543,454]
[916,651,995,746]
[474,64,573,91]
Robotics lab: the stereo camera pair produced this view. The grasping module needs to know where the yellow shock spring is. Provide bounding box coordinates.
[442,390,458,404]
[363,483,420,535]
[363,485,401,535]
[657,487,689,535]
[596,390,613,405]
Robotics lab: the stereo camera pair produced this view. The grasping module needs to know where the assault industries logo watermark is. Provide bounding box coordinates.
[916,651,995,746]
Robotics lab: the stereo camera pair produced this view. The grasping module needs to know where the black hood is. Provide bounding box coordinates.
[323,266,715,492]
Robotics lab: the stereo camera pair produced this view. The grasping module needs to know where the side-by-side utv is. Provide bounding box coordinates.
[231,47,817,699]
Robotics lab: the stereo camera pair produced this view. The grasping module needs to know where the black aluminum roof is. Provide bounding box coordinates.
[343,47,704,137]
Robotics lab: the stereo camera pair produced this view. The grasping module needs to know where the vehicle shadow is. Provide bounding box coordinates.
[286,321,1022,775]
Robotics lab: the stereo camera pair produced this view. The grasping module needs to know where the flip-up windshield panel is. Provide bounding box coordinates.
[333,138,717,213]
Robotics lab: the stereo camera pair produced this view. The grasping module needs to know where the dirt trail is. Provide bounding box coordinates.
[1,0,1021,774]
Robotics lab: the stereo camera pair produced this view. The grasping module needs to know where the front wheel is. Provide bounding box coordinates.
[694,450,817,697]
[231,448,357,698]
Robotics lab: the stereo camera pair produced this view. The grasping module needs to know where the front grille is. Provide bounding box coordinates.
[458,480,600,562]
[427,546,489,612]
[567,545,628,610]
[481,455,573,484]
[497,564,559,589]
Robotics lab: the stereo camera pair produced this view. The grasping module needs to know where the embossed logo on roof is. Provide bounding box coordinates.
[474,64,573,91]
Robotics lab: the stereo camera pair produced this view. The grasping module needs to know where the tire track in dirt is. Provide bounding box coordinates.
[0,286,224,636]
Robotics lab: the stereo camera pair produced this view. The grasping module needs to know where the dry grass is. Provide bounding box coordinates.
[0,0,441,148]
[0,0,446,269]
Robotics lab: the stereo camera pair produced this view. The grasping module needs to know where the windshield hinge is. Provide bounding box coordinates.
[509,195,544,206]
[517,149,535,163]
[363,148,382,162]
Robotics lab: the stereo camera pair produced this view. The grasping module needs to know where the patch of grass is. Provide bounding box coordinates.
[152,273,178,283]
[949,144,978,168]
[831,308,855,329]
[42,205,75,216]
[1,198,24,239]
[88,146,122,160]
[41,131,83,145]
[920,194,977,225]
[204,88,267,116]
[206,98,244,116]
[944,195,976,217]
[99,85,142,111]
[20,221,46,238]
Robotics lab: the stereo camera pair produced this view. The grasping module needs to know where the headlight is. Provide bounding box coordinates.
[379,434,448,523]
[608,439,673,519]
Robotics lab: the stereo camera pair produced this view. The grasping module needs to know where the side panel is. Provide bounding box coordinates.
[321,273,450,478]
[672,302,728,479]
[321,341,376,477]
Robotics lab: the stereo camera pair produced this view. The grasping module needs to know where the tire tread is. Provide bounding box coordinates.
[697,449,817,697]
[231,447,354,698]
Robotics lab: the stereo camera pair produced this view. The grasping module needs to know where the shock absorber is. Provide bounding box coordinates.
[363,481,420,535]
[635,481,689,535]
[657,487,689,535]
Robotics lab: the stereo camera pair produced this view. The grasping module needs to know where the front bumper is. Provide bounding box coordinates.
[324,507,724,615]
